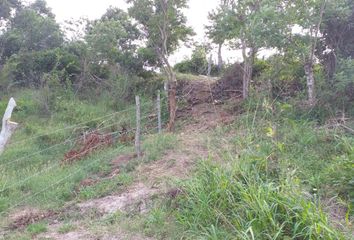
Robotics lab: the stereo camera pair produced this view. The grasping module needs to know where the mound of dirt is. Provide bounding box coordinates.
[212,63,243,100]
[77,183,159,215]
[8,208,57,230]
[176,74,239,131]
[177,76,215,105]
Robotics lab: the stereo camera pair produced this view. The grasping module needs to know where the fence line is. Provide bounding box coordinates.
[7,99,162,147]
[0,93,165,227]
[1,120,123,168]
[0,132,127,194]
[0,145,126,224]
[0,113,160,193]
[135,96,141,158]
[0,115,158,215]
[1,107,159,169]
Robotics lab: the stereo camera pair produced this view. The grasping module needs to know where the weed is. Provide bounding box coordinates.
[78,172,134,200]
[142,133,178,163]
[26,222,47,235]
[176,161,345,239]
[58,223,76,234]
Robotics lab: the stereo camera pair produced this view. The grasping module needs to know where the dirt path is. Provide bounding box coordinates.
[37,136,210,240]
[7,77,236,240]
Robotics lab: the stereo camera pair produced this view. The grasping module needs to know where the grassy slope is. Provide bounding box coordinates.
[173,104,353,239]
[0,89,160,218]
[119,100,354,239]
[119,100,353,239]
[0,89,353,239]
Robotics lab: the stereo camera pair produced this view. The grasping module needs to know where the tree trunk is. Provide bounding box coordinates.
[242,61,253,99]
[303,0,326,105]
[242,44,255,100]
[207,54,213,76]
[304,62,315,104]
[166,72,177,132]
[0,98,18,155]
[217,43,223,72]
[157,47,177,132]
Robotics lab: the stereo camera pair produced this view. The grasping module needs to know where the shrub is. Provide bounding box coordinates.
[174,45,219,76]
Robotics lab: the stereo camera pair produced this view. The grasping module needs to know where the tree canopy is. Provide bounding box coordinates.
[0,0,352,120]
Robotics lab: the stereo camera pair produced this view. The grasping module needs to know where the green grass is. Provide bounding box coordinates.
[58,223,76,234]
[95,201,178,240]
[0,89,162,223]
[142,133,178,163]
[1,90,352,239]
[176,161,346,239]
[78,172,134,201]
[173,99,353,239]
[26,222,47,235]
[0,145,127,219]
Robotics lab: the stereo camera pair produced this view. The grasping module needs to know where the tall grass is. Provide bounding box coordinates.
[175,98,352,239]
[176,161,346,240]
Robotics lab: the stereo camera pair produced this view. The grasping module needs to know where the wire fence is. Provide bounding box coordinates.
[0,112,156,169]
[0,95,166,228]
[6,99,158,147]
[0,144,127,227]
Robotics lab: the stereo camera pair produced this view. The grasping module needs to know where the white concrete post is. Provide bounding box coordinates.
[0,98,18,155]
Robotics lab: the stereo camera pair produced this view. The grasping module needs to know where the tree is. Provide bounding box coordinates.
[212,0,297,100]
[287,0,327,105]
[319,0,354,80]
[0,0,21,67]
[0,0,63,63]
[0,0,66,89]
[174,43,219,75]
[85,8,142,74]
[206,1,231,72]
[128,0,193,131]
[0,0,21,22]
[217,0,263,100]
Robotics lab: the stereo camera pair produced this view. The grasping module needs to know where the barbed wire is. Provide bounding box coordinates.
[0,114,159,193]
[1,105,161,169]
[0,129,131,194]
[0,145,126,227]
[0,94,166,231]
[7,98,164,147]
[1,120,125,168]
[0,111,161,220]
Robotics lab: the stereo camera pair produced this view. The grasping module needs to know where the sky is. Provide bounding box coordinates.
[43,0,245,63]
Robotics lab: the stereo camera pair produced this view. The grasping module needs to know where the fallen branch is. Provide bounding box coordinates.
[340,124,354,135]
[0,98,18,155]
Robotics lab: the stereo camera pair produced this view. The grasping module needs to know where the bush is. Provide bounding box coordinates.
[0,48,81,89]
[318,58,354,116]
[174,45,219,76]
[255,54,305,100]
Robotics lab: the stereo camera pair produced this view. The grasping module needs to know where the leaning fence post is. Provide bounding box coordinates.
[157,90,162,134]
[135,96,141,158]
[0,98,18,155]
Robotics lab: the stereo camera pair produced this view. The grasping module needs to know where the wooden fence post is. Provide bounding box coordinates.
[135,96,141,158]
[157,90,162,134]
